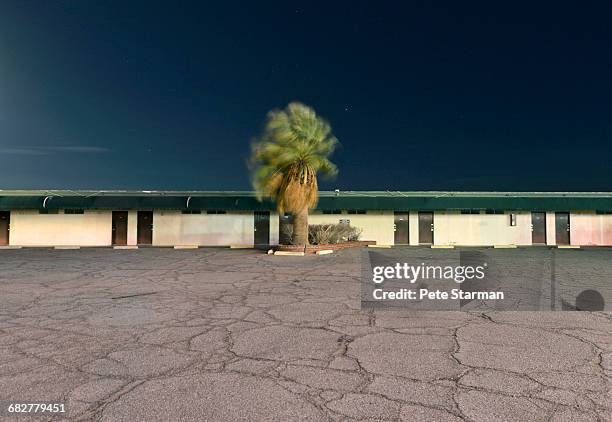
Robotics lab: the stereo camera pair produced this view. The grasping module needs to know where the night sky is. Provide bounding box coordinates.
[1,1,611,191]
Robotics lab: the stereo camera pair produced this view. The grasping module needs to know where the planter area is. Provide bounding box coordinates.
[275,240,375,254]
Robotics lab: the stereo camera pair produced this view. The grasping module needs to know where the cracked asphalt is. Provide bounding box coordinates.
[0,248,610,421]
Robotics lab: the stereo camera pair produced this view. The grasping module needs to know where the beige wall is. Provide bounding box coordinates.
[6,208,612,247]
[127,211,138,246]
[546,212,556,245]
[570,212,612,246]
[152,211,254,246]
[308,211,395,245]
[408,213,419,245]
[269,212,280,245]
[433,211,532,246]
[10,210,112,246]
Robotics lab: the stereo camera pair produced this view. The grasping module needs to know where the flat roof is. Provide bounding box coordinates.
[1,190,612,197]
[1,190,612,211]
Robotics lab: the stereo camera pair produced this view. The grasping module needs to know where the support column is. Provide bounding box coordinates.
[546,212,556,245]
[269,212,279,246]
[127,211,138,246]
[409,212,419,245]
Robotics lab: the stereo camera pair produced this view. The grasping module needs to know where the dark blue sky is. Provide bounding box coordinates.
[1,1,611,191]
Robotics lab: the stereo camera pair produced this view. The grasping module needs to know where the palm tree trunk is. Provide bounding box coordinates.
[292,208,309,246]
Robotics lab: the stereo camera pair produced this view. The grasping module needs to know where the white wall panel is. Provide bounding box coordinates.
[546,212,556,245]
[269,212,280,246]
[433,211,531,246]
[570,212,612,246]
[152,211,254,246]
[408,212,419,245]
[9,208,612,247]
[127,211,138,246]
[308,211,394,245]
[10,210,112,246]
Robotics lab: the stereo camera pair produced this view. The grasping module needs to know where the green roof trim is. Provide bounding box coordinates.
[0,190,612,211]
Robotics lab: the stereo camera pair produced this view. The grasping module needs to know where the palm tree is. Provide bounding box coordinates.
[250,102,339,245]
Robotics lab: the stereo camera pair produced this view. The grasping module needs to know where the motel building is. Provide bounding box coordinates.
[0,190,612,248]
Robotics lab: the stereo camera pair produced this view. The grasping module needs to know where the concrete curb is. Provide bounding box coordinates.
[494,245,518,249]
[174,245,199,249]
[557,245,581,249]
[316,250,333,255]
[230,245,254,249]
[113,246,139,250]
[367,244,392,248]
[431,245,455,249]
[274,251,305,256]
[54,246,81,250]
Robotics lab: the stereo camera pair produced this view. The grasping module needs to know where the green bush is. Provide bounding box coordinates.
[308,223,362,245]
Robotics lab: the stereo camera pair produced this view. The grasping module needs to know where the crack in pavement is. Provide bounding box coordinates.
[0,248,610,421]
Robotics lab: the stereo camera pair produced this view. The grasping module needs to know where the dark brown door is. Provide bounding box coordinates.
[137,211,153,245]
[418,212,434,244]
[0,211,9,246]
[112,211,128,245]
[254,211,270,245]
[394,212,409,245]
[531,212,546,244]
[555,212,570,245]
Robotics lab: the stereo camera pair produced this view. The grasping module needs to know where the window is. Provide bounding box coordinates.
[596,210,612,215]
[39,209,59,214]
[64,209,84,214]
[461,209,481,215]
[485,209,504,215]
[323,209,342,214]
[206,210,227,214]
[181,210,202,214]
[347,210,366,214]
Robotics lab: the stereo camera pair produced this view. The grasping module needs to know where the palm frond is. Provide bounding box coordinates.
[250,102,339,213]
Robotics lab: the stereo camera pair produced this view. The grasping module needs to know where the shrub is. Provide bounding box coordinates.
[280,223,294,245]
[308,223,362,245]
[309,224,334,245]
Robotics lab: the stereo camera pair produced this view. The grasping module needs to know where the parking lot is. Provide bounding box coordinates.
[1,248,611,421]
